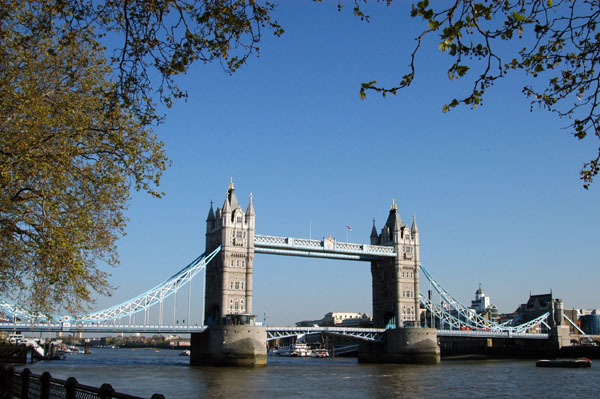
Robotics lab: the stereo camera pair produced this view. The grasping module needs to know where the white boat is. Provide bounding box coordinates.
[179,349,191,356]
[277,343,311,357]
[311,348,330,358]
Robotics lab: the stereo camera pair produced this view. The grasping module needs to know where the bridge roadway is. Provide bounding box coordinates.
[0,323,548,340]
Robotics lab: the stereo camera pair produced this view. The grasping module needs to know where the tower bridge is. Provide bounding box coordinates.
[0,180,568,366]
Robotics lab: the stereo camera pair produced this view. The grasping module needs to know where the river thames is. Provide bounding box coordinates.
[20,348,599,398]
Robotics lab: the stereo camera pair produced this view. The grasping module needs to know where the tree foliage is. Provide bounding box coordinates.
[0,0,282,315]
[356,0,600,188]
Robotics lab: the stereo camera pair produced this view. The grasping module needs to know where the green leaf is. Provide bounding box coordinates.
[512,12,526,22]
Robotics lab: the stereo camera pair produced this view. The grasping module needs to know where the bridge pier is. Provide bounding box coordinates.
[358,327,440,365]
[190,325,267,367]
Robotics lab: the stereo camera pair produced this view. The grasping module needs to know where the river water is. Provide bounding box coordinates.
[20,348,599,398]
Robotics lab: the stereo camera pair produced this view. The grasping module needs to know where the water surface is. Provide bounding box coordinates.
[21,348,600,398]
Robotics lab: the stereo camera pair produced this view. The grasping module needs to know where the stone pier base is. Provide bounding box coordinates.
[190,325,267,367]
[358,328,440,365]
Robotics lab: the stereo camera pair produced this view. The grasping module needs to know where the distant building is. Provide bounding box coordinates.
[470,285,490,313]
[502,292,565,334]
[295,312,372,327]
[322,312,362,326]
[469,285,499,322]
[295,319,321,327]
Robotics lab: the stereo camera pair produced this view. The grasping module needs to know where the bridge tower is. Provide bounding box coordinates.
[191,179,266,367]
[204,179,255,325]
[369,200,421,328]
[360,200,440,364]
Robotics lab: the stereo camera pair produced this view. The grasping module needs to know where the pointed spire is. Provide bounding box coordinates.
[223,178,241,211]
[223,189,231,214]
[370,218,378,238]
[393,212,402,232]
[226,178,241,210]
[411,212,419,234]
[206,200,215,221]
[370,218,379,245]
[246,192,255,216]
[385,198,403,232]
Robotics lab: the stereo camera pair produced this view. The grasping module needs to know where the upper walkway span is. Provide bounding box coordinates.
[254,234,396,261]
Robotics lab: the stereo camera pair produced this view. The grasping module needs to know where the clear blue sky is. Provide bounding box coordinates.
[92,2,599,326]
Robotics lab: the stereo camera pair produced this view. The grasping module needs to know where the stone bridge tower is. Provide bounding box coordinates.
[204,179,255,325]
[369,200,421,328]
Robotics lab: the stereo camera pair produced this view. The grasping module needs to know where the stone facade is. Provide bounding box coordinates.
[369,200,421,328]
[204,180,255,325]
[190,325,267,367]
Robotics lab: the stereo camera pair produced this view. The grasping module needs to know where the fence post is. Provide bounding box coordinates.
[20,368,31,399]
[0,364,5,399]
[5,366,15,399]
[40,372,51,399]
[65,377,78,399]
[99,383,114,399]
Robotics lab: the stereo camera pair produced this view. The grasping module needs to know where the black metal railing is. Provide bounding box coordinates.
[0,365,164,399]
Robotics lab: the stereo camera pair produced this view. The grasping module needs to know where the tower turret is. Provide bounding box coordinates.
[370,219,379,245]
[246,192,255,218]
[411,213,419,235]
[206,201,215,230]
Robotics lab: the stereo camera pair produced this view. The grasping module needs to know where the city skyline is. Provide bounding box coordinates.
[89,2,599,326]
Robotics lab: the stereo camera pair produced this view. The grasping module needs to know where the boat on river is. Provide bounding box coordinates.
[311,348,329,358]
[535,358,591,368]
[179,350,190,356]
[277,343,311,357]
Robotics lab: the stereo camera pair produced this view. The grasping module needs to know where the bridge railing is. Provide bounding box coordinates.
[437,329,549,339]
[266,326,386,342]
[0,365,164,399]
